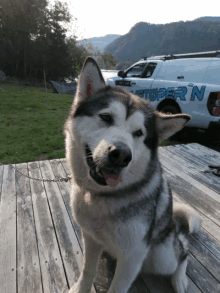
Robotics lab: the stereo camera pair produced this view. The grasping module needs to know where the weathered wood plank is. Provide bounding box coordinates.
[187,233,220,282]
[141,273,202,293]
[159,150,220,204]
[171,193,220,292]
[0,164,4,201]
[15,162,43,293]
[167,144,220,167]
[187,254,220,293]
[164,144,220,191]
[187,278,203,293]
[172,188,220,254]
[28,161,68,293]
[159,147,220,197]
[162,165,220,228]
[0,165,16,293]
[194,229,220,261]
[49,159,82,247]
[39,160,97,292]
[182,143,220,160]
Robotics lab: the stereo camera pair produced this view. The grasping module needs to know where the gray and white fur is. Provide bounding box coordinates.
[63,57,200,293]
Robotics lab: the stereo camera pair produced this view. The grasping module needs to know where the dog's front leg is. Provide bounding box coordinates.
[107,244,148,293]
[69,231,103,293]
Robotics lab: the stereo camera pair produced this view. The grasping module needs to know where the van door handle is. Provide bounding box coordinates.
[177,76,184,79]
[188,83,194,87]
[130,82,136,86]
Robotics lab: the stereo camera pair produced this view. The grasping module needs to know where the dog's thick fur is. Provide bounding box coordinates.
[63,57,200,293]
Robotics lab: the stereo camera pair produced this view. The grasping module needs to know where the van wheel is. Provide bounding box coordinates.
[160,105,179,115]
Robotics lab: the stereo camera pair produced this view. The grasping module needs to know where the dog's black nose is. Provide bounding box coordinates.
[109,143,132,168]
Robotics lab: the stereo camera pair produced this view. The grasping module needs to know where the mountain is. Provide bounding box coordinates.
[77,34,121,52]
[194,16,220,22]
[104,19,220,62]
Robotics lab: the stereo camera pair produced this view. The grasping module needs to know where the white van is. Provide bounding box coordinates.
[106,51,220,133]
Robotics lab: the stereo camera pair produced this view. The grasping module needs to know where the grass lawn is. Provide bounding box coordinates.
[0,83,74,165]
[0,83,170,166]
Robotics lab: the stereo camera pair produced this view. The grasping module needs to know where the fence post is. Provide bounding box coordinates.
[43,69,47,92]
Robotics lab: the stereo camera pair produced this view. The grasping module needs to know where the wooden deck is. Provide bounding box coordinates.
[0,143,220,293]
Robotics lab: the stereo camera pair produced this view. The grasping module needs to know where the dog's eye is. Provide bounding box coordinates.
[133,129,143,137]
[99,113,112,123]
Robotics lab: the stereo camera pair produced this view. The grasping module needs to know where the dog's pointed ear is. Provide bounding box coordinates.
[155,112,191,143]
[75,57,106,103]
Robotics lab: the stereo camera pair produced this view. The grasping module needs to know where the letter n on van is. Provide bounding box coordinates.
[190,86,206,101]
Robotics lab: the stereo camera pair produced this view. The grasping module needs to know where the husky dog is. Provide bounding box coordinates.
[63,57,200,293]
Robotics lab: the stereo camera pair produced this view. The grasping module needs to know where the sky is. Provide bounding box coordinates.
[49,0,220,40]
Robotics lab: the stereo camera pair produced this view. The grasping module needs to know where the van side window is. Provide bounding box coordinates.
[142,63,157,78]
[125,63,147,78]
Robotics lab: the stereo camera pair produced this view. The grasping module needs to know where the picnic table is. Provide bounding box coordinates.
[0,143,220,293]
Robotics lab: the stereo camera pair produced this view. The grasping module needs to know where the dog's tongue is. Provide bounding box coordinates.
[102,173,122,187]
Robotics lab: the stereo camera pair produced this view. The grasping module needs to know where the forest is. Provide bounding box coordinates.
[0,0,117,82]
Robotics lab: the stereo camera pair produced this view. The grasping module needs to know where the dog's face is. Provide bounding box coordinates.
[64,58,191,192]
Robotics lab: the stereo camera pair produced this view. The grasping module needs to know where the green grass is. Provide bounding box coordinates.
[0,84,172,166]
[0,84,73,165]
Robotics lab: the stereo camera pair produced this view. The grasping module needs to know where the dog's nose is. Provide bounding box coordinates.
[108,143,132,168]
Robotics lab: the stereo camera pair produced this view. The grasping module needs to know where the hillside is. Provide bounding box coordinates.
[194,16,220,22]
[77,34,120,51]
[104,19,220,62]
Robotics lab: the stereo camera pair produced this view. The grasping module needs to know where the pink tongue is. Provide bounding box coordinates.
[103,173,122,187]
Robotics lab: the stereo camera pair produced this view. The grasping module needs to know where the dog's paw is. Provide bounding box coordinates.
[171,273,188,293]
[68,282,80,293]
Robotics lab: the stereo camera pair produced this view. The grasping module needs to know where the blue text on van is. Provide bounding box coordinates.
[135,86,206,101]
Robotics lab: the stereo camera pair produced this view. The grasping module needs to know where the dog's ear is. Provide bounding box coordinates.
[155,112,191,143]
[75,57,106,103]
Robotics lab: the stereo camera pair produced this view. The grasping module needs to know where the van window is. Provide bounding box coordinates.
[162,59,211,83]
[125,63,146,78]
[203,60,220,85]
[141,62,157,78]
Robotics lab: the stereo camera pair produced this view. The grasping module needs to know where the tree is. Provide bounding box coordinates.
[0,0,79,81]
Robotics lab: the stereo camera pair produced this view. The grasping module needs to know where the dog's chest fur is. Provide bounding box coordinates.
[71,187,155,257]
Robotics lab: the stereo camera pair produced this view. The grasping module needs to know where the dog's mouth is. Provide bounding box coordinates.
[85,145,123,187]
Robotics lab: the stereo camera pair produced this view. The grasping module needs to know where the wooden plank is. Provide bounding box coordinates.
[187,278,203,293]
[171,193,220,292]
[159,150,220,204]
[194,229,220,261]
[173,187,220,243]
[189,143,220,158]
[160,152,220,244]
[15,162,43,293]
[159,146,220,196]
[187,233,220,282]
[0,164,16,293]
[187,254,220,293]
[28,161,68,293]
[167,143,220,167]
[164,144,220,189]
[49,159,82,248]
[140,272,201,293]
[39,160,97,292]
[173,189,220,250]
[0,163,4,201]
[129,275,151,293]
[162,166,220,228]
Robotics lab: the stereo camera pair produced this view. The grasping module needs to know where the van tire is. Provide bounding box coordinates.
[160,105,179,115]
